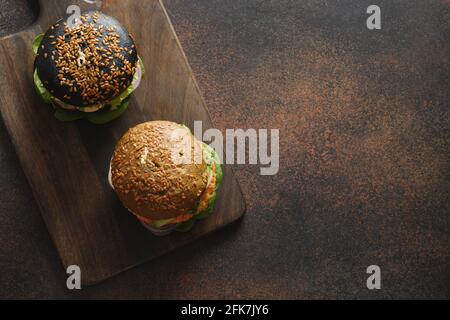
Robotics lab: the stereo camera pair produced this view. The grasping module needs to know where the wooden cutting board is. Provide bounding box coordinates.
[0,0,245,285]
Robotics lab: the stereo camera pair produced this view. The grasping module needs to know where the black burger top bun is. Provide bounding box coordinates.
[35,11,138,107]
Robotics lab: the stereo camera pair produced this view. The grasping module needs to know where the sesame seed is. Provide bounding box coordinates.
[48,12,137,105]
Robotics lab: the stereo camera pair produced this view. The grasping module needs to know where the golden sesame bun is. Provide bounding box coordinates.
[111,121,208,220]
[35,11,138,107]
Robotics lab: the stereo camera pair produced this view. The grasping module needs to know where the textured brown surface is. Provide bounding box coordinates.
[0,0,449,299]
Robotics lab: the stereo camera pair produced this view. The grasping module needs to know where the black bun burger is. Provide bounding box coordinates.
[33,11,144,124]
[109,121,223,235]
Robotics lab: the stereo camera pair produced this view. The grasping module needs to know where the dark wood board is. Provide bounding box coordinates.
[0,0,245,285]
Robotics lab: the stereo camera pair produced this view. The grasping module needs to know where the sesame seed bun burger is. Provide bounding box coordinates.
[32,11,144,124]
[109,121,223,235]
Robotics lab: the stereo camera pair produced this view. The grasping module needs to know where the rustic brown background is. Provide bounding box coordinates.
[0,0,449,299]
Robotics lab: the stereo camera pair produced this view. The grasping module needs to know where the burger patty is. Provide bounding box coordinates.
[195,162,217,214]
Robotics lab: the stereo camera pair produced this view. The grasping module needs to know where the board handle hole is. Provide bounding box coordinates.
[0,0,39,38]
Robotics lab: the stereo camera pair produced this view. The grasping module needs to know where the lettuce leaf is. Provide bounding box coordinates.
[33,34,44,55]
[110,79,135,110]
[110,57,145,109]
[33,69,52,104]
[33,69,136,124]
[34,67,131,123]
[193,145,222,221]
[150,218,179,229]
[194,191,217,220]
[206,143,223,187]
[86,98,131,124]
[138,56,145,76]
[175,218,196,232]
[54,109,84,122]
[175,144,223,232]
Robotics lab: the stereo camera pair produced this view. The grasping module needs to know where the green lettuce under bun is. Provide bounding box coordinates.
[193,144,223,219]
[175,218,197,233]
[54,109,85,122]
[33,68,52,104]
[32,34,44,55]
[32,34,144,124]
[86,98,131,124]
[175,143,223,232]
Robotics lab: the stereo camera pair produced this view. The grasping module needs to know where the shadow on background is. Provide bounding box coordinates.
[0,0,39,37]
